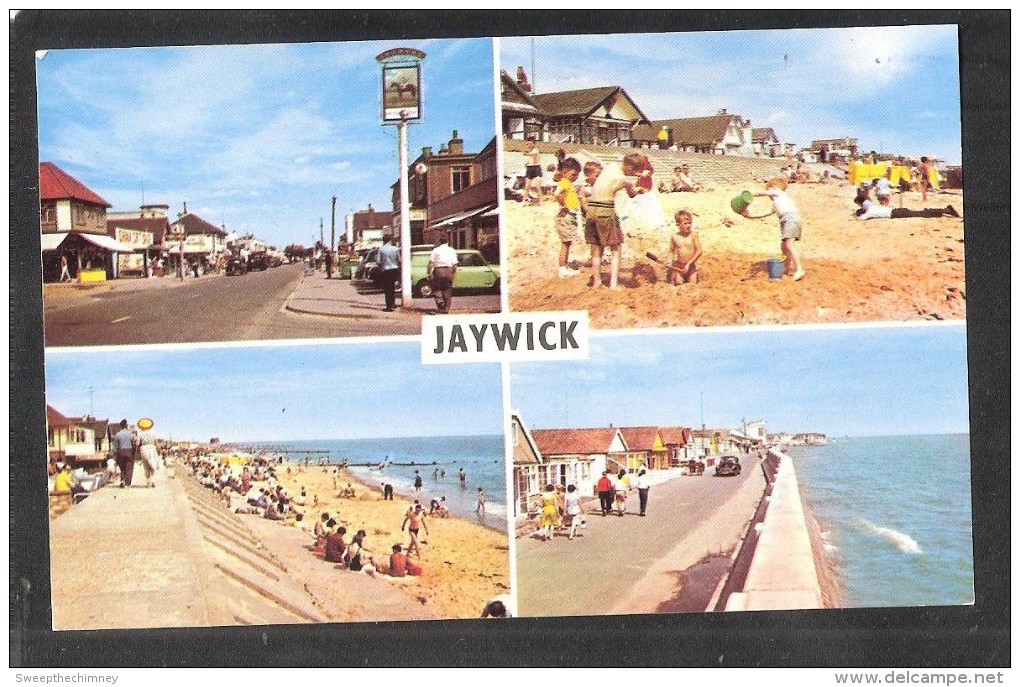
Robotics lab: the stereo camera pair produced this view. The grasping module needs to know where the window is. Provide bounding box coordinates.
[451,166,471,193]
[41,204,56,224]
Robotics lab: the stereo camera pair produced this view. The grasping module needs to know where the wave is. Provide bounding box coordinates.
[859,519,922,555]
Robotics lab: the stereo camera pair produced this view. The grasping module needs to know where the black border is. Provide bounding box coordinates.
[10,10,1009,667]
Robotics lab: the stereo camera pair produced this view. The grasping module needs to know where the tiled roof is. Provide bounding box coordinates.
[616,426,661,452]
[39,162,111,207]
[752,127,778,143]
[633,114,737,147]
[352,206,388,231]
[500,71,542,112]
[107,216,171,244]
[658,426,690,446]
[173,212,227,237]
[530,427,621,456]
[46,405,71,428]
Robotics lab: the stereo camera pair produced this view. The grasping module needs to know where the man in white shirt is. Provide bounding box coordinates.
[633,469,650,516]
[427,233,458,314]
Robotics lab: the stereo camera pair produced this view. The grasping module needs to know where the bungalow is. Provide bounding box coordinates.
[616,426,669,471]
[500,69,544,141]
[39,161,133,282]
[658,426,694,466]
[689,428,745,466]
[751,127,781,157]
[530,83,649,146]
[46,405,109,464]
[632,110,754,156]
[527,424,629,498]
[106,204,171,277]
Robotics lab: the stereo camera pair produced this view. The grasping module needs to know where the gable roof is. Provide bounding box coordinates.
[172,212,227,237]
[657,426,690,446]
[633,114,741,147]
[39,162,111,207]
[752,127,778,143]
[46,405,71,428]
[532,85,649,123]
[107,216,171,244]
[511,413,542,466]
[530,427,622,456]
[616,426,662,452]
[500,70,543,114]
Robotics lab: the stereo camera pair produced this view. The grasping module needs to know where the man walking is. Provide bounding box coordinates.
[634,468,650,516]
[113,419,135,488]
[377,237,400,311]
[596,471,613,516]
[427,232,458,314]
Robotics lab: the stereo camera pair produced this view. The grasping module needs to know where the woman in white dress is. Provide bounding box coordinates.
[136,418,159,488]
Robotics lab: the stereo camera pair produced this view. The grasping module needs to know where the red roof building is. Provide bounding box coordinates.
[39,162,111,236]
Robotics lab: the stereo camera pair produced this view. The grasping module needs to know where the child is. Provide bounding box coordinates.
[554,157,582,278]
[743,177,805,281]
[668,210,703,285]
[579,160,637,289]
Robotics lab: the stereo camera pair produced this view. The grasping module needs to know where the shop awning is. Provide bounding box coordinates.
[427,204,499,230]
[40,234,67,251]
[75,233,137,253]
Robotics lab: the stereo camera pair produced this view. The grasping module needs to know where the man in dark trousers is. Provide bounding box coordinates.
[377,237,400,312]
[113,419,135,488]
[596,471,614,516]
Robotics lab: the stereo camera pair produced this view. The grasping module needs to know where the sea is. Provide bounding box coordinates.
[271,435,507,533]
[787,434,974,608]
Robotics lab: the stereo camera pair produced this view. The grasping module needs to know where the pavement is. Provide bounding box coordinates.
[285,269,502,319]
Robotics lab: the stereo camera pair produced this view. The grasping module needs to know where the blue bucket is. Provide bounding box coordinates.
[766,258,785,280]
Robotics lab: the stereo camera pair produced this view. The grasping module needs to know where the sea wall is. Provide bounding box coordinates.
[724,450,824,611]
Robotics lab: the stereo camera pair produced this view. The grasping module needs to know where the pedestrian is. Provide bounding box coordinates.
[59,253,72,283]
[377,237,400,312]
[596,471,613,516]
[475,487,486,515]
[427,233,458,314]
[113,419,135,488]
[613,469,630,516]
[136,417,159,488]
[458,467,466,486]
[564,484,583,539]
[324,248,333,279]
[383,483,394,500]
[538,483,557,540]
[413,470,422,492]
[634,468,650,516]
[401,504,429,558]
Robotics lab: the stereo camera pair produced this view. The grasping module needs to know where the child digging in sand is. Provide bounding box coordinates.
[668,210,703,285]
[742,177,806,281]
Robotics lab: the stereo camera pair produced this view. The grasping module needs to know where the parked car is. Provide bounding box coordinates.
[409,248,501,298]
[225,256,248,276]
[354,247,381,284]
[247,252,270,271]
[714,455,742,477]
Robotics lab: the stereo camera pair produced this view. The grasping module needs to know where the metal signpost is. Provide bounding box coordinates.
[376,47,425,306]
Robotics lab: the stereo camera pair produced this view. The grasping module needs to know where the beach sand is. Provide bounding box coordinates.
[506,182,965,328]
[274,462,511,620]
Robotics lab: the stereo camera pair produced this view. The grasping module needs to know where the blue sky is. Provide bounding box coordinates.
[501,25,961,163]
[36,38,496,249]
[45,342,503,441]
[510,324,970,437]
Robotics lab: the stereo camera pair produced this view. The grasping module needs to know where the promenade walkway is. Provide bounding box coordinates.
[49,465,435,630]
[515,460,767,616]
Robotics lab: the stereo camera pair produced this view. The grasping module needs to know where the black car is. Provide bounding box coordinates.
[247,252,270,271]
[225,256,248,276]
[715,455,742,477]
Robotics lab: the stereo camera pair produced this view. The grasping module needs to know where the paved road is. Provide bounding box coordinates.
[515,465,764,617]
[43,265,417,346]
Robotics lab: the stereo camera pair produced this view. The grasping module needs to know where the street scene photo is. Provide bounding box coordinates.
[38,38,501,346]
[510,325,972,616]
[499,26,963,329]
[44,341,511,629]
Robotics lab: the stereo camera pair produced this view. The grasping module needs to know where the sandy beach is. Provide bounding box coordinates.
[271,460,511,620]
[506,181,965,328]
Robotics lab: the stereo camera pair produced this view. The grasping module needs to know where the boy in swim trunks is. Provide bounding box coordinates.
[668,209,703,285]
[401,503,429,558]
[524,138,542,204]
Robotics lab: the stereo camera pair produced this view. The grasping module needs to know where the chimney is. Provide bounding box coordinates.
[182,201,188,214]
[718,108,727,115]
[422,146,433,157]
[438,143,449,155]
[448,130,464,155]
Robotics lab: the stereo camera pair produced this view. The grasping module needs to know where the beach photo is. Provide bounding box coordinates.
[43,341,510,629]
[499,26,964,329]
[37,37,501,346]
[510,324,972,616]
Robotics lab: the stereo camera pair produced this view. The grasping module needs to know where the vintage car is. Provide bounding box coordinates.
[225,256,248,276]
[714,455,742,477]
[247,252,271,272]
[409,248,500,298]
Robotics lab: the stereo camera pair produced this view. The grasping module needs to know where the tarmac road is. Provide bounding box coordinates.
[515,463,765,617]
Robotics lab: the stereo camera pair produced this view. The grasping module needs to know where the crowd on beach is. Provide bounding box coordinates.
[510,140,961,293]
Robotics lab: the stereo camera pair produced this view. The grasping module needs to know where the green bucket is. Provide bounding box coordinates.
[730,191,754,214]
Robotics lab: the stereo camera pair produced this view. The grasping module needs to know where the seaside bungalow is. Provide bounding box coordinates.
[631,111,755,156]
[658,426,694,466]
[510,412,543,517]
[527,425,629,496]
[751,127,782,157]
[106,204,171,277]
[167,210,228,274]
[809,137,860,164]
[530,84,649,146]
[689,428,745,466]
[500,69,544,141]
[46,404,109,465]
[616,426,669,471]
[39,161,134,283]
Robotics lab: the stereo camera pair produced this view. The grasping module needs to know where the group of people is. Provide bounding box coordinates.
[312,511,424,578]
[532,468,653,541]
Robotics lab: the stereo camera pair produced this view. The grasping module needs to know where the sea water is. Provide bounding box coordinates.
[274,435,507,532]
[788,434,974,608]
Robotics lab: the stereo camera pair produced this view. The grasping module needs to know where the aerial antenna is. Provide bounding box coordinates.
[531,37,536,92]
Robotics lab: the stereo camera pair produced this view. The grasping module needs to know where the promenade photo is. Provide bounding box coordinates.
[510,325,972,616]
[37,38,501,346]
[44,342,510,629]
[499,26,963,329]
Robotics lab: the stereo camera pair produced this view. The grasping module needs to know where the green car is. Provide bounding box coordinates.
[410,249,500,298]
